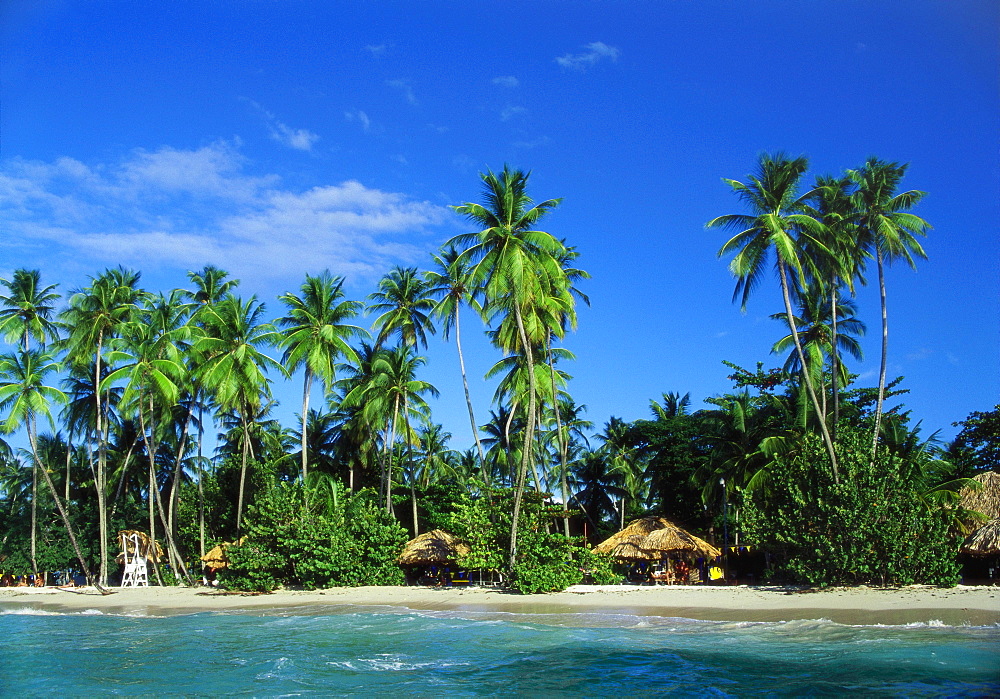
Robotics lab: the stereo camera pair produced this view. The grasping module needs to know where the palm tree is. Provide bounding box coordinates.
[59,266,145,584]
[0,349,105,591]
[195,294,282,534]
[277,271,365,483]
[368,267,436,351]
[0,269,61,351]
[847,158,930,458]
[103,300,192,583]
[708,154,841,481]
[449,165,566,567]
[425,246,489,482]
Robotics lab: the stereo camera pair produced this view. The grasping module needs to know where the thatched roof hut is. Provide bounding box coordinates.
[398,530,470,565]
[961,518,1000,556]
[594,517,720,560]
[642,526,721,559]
[959,471,1000,521]
[593,517,673,555]
[116,530,164,562]
[200,538,245,570]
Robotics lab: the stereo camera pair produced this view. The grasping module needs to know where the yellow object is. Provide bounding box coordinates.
[708,566,724,581]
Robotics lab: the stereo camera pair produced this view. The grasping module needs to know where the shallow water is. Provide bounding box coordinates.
[2,605,998,696]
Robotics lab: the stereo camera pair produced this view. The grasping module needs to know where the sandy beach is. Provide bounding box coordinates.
[3,584,998,625]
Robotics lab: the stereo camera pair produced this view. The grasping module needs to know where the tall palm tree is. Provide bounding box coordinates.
[59,266,145,584]
[0,349,106,591]
[708,154,841,481]
[368,267,436,351]
[195,294,282,534]
[847,158,931,458]
[0,269,61,351]
[425,246,489,482]
[449,165,566,567]
[277,271,365,484]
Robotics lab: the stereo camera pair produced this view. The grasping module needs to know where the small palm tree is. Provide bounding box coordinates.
[368,267,436,351]
[0,269,61,351]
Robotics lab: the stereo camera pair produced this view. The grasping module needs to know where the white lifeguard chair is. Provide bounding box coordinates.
[120,531,149,587]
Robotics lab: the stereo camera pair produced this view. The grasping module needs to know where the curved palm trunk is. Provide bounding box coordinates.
[141,402,191,585]
[30,454,38,575]
[384,395,401,514]
[167,410,191,548]
[236,411,250,536]
[830,280,840,440]
[454,306,488,486]
[871,251,889,461]
[29,423,110,594]
[509,302,538,570]
[301,368,313,484]
[779,261,840,482]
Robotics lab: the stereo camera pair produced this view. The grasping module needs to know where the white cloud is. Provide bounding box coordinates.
[365,43,387,55]
[245,99,320,151]
[386,79,417,105]
[492,75,519,88]
[270,122,320,151]
[0,142,449,286]
[345,110,372,132]
[500,105,526,121]
[555,41,620,70]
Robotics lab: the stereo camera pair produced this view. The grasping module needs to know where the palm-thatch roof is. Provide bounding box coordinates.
[594,517,720,560]
[959,471,1000,521]
[593,517,673,555]
[961,518,1000,556]
[200,538,245,569]
[398,530,470,565]
[642,526,721,559]
[116,530,164,562]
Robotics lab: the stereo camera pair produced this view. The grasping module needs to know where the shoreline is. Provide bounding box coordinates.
[2,584,999,626]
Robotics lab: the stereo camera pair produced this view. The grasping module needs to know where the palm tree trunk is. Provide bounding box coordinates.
[830,280,840,441]
[509,302,538,570]
[167,410,191,547]
[94,332,109,587]
[141,404,191,585]
[779,261,840,482]
[301,369,313,484]
[30,452,38,575]
[871,251,889,461]
[454,306,488,485]
[64,429,73,506]
[236,410,250,536]
[29,424,110,594]
[546,340,571,537]
[385,396,400,514]
[197,402,206,559]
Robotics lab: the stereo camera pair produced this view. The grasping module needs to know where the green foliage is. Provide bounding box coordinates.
[575,547,619,585]
[951,405,1000,475]
[444,486,610,593]
[742,429,960,586]
[219,483,408,592]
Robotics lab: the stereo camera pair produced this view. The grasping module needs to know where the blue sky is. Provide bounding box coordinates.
[2,0,997,448]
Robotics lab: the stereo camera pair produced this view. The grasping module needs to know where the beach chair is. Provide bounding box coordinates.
[120,532,149,587]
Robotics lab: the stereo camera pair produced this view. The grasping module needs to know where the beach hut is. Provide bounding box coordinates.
[961,518,1000,556]
[397,530,471,586]
[593,517,674,555]
[641,525,721,559]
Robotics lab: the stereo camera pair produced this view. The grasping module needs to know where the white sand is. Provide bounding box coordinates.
[2,584,998,625]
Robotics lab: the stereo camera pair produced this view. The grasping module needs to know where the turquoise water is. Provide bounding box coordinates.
[1,606,998,696]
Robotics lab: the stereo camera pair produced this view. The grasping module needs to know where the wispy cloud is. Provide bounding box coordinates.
[555,41,620,70]
[0,142,448,286]
[500,105,526,121]
[513,136,550,149]
[344,110,372,132]
[386,79,417,105]
[492,75,519,88]
[365,43,387,55]
[246,100,320,151]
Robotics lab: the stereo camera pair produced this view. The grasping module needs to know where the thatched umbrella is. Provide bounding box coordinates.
[961,518,1000,556]
[593,517,674,555]
[200,538,244,570]
[959,471,1000,521]
[398,530,470,565]
[641,525,721,559]
[607,536,656,561]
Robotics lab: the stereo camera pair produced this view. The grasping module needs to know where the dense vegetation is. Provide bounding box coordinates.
[0,158,992,592]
